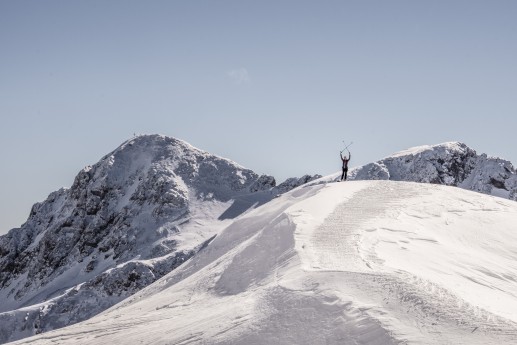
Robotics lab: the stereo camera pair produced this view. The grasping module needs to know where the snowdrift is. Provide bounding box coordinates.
[11,180,517,345]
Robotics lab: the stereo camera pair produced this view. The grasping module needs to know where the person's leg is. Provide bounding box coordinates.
[344,168,348,180]
[341,168,345,181]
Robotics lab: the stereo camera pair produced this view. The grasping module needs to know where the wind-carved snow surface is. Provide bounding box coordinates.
[10,180,517,345]
[0,135,320,344]
[350,142,517,201]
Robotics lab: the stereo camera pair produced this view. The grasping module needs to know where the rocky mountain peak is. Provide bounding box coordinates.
[0,134,321,343]
[351,142,517,200]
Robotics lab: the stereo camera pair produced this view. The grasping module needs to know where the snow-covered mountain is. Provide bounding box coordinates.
[0,135,320,343]
[350,142,517,201]
[2,138,517,344]
[9,180,517,345]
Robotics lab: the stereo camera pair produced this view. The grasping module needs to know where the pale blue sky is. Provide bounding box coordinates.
[1,1,516,233]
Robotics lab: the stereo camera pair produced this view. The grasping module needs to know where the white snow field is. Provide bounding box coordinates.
[11,180,517,345]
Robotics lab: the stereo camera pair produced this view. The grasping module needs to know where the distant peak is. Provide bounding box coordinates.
[121,134,186,149]
[104,134,209,162]
[389,141,471,158]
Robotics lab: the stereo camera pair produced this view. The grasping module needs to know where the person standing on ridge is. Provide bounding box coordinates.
[340,150,351,181]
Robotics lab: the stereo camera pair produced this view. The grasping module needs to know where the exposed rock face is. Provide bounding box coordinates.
[275,174,323,194]
[351,142,517,201]
[0,135,319,344]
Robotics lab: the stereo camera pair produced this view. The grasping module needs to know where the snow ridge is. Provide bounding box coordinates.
[8,180,517,345]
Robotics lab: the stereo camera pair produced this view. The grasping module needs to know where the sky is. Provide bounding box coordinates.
[1,0,516,234]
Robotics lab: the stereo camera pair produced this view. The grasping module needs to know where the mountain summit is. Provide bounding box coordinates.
[351,142,517,201]
[0,134,319,343]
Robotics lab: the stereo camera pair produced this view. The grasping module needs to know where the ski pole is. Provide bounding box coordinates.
[342,141,353,150]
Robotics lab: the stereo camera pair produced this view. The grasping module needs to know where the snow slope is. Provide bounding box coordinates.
[11,180,517,345]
